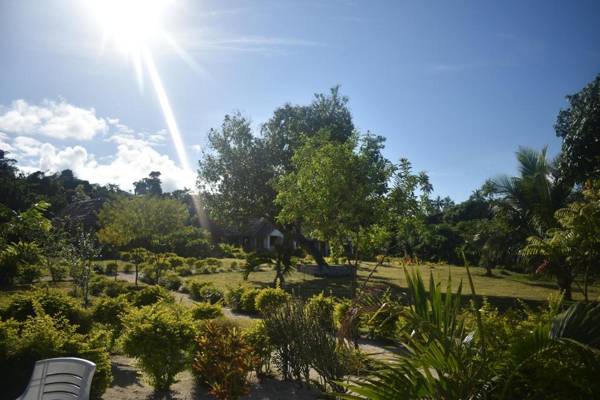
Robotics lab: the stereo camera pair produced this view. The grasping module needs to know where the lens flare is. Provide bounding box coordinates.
[88,0,208,227]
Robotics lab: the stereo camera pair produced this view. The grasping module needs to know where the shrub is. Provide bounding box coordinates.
[89,275,111,296]
[158,272,182,291]
[191,302,223,320]
[120,302,195,391]
[92,263,104,274]
[105,262,119,276]
[240,288,261,314]
[92,295,130,346]
[230,261,239,270]
[140,264,158,284]
[175,265,193,276]
[255,287,291,315]
[205,258,223,267]
[104,280,130,298]
[186,280,224,304]
[243,321,272,376]
[225,286,245,312]
[132,285,174,307]
[192,320,258,400]
[263,300,348,390]
[0,288,92,333]
[305,292,335,332]
[122,263,132,273]
[0,313,112,399]
[48,261,69,281]
[17,262,43,284]
[167,256,185,269]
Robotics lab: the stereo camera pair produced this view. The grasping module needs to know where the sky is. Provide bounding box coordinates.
[0,0,599,200]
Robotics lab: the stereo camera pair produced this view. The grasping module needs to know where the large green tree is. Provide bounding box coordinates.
[97,196,188,249]
[198,87,355,265]
[275,133,392,265]
[555,74,600,184]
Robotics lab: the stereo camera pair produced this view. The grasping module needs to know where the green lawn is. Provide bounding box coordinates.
[185,262,599,307]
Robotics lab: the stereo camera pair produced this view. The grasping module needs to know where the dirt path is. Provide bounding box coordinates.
[103,355,320,400]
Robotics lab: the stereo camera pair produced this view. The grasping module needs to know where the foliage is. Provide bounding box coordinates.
[242,321,272,376]
[120,302,195,391]
[131,285,174,307]
[555,73,600,184]
[62,227,101,308]
[0,312,112,399]
[239,287,261,314]
[92,295,131,346]
[97,196,188,249]
[341,269,600,400]
[158,271,182,291]
[133,171,163,196]
[254,287,291,315]
[276,133,392,266]
[185,280,224,304]
[105,261,118,277]
[192,320,258,400]
[225,285,246,312]
[0,288,92,333]
[190,302,223,320]
[304,292,335,332]
[522,180,600,300]
[263,299,351,390]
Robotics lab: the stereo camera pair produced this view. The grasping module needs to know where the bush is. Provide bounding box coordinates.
[158,272,182,291]
[0,288,92,333]
[305,292,335,332]
[104,280,130,298]
[167,256,185,269]
[225,286,245,312]
[230,261,239,270]
[132,285,174,307]
[92,295,131,345]
[240,288,261,314]
[192,320,258,400]
[92,263,104,274]
[205,258,223,267]
[122,263,132,273]
[175,265,193,276]
[140,264,158,285]
[191,302,223,320]
[255,287,291,315]
[0,313,112,399]
[105,262,119,276]
[17,263,43,284]
[48,261,69,281]
[243,321,272,376]
[263,300,348,390]
[120,302,195,391]
[186,280,224,304]
[89,275,110,296]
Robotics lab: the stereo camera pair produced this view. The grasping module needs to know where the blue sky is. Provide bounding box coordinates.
[0,0,599,199]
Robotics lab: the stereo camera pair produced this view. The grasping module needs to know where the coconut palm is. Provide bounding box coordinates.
[491,146,572,236]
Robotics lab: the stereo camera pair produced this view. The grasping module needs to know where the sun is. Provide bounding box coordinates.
[88,0,172,54]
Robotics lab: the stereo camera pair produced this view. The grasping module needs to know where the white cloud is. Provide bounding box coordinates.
[2,99,196,192]
[13,136,43,157]
[0,99,107,140]
[0,132,15,152]
[19,134,195,192]
[191,144,202,153]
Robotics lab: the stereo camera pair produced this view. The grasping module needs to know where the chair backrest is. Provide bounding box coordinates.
[17,357,96,400]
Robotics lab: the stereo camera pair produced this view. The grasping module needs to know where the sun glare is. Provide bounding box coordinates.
[89,0,171,54]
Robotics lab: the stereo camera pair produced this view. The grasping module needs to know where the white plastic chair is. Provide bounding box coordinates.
[16,357,96,400]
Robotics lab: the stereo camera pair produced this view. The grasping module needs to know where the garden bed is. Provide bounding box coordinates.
[296,264,355,277]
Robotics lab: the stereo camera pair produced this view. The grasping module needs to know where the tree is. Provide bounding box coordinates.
[276,134,391,265]
[385,158,433,258]
[522,180,600,300]
[555,74,600,184]
[97,196,188,249]
[490,146,572,237]
[133,171,163,196]
[63,227,101,308]
[198,88,356,265]
[121,247,149,286]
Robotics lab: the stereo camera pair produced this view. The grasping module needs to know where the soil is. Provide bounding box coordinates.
[102,355,320,400]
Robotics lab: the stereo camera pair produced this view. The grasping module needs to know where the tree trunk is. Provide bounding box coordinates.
[134,263,139,286]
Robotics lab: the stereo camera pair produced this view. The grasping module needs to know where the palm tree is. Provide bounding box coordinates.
[491,146,571,236]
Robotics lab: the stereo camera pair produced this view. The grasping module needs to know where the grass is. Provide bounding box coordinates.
[184,261,600,307]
